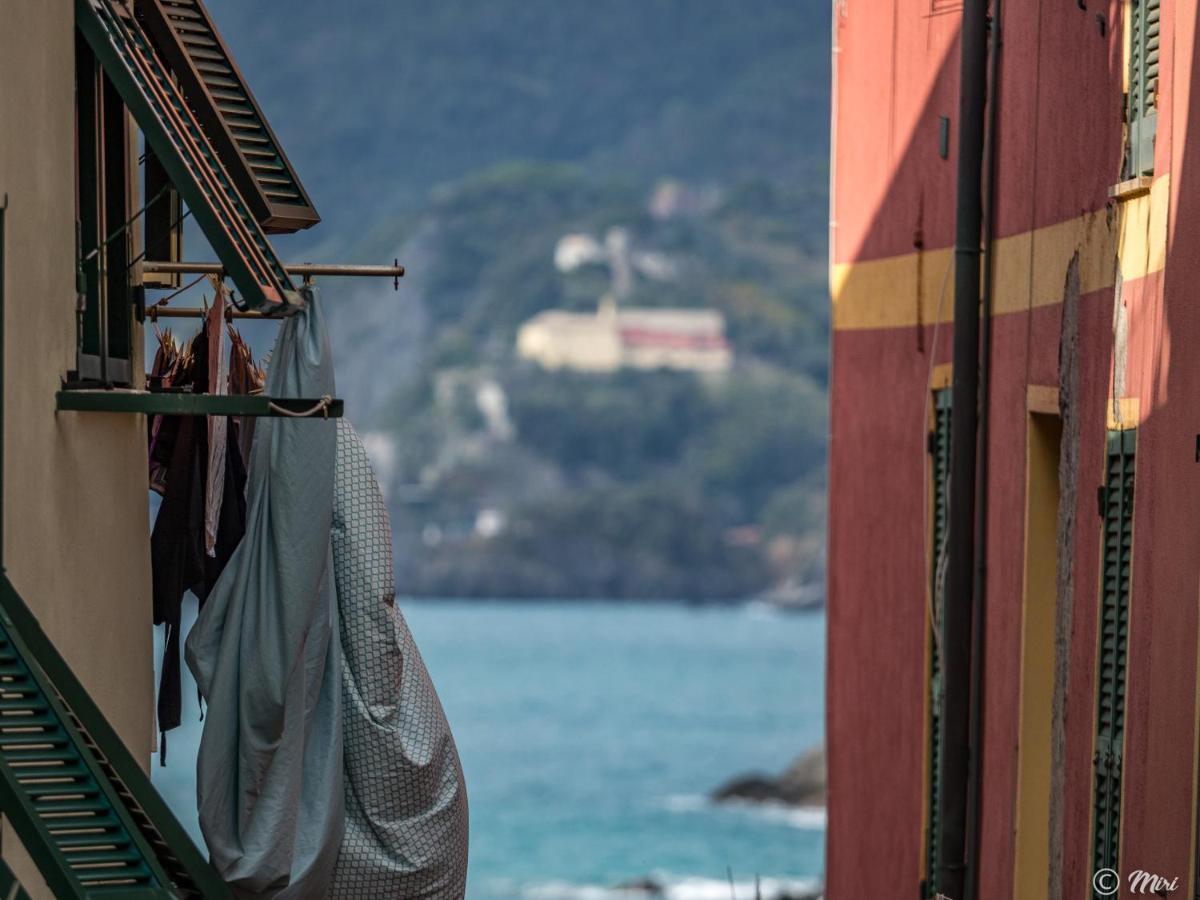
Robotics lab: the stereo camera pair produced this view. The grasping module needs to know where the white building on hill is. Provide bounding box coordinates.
[517,303,731,374]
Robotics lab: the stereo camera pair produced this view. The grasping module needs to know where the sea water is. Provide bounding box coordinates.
[153,601,825,899]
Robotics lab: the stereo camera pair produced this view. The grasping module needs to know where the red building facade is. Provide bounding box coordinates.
[825,0,1200,897]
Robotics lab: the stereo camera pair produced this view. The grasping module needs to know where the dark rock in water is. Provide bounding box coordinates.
[712,744,825,807]
[614,878,665,895]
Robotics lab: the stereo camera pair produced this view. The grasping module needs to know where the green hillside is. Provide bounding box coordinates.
[200,0,831,600]
[207,0,828,247]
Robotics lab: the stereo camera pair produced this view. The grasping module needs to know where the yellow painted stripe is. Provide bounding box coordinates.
[831,175,1170,331]
[1106,397,1140,431]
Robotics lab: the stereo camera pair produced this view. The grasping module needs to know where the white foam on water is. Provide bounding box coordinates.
[735,802,827,830]
[659,794,827,831]
[661,793,709,812]
[515,873,822,900]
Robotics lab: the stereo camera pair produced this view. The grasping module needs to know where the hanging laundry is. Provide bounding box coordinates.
[186,287,344,900]
[205,285,230,557]
[147,325,179,495]
[149,320,248,761]
[227,326,266,470]
[329,419,469,898]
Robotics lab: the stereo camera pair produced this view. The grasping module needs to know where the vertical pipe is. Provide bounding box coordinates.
[965,2,1001,898]
[938,1,990,897]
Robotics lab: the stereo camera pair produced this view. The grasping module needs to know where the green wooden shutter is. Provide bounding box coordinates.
[1128,0,1160,177]
[135,0,320,233]
[925,388,952,899]
[75,0,300,313]
[1092,428,1135,887]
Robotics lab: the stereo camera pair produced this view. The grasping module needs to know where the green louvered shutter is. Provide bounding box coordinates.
[1092,428,1135,890]
[924,388,952,900]
[134,0,320,233]
[75,0,301,313]
[1128,0,1160,177]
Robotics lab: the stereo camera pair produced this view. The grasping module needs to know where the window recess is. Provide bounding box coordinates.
[75,0,301,314]
[142,145,183,289]
[1126,0,1160,178]
[134,0,320,234]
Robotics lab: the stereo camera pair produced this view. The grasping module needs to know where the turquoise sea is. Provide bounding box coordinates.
[153,601,825,899]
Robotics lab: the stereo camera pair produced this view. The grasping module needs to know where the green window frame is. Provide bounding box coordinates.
[1091,428,1136,888]
[75,34,135,386]
[1127,0,1160,178]
[924,387,952,900]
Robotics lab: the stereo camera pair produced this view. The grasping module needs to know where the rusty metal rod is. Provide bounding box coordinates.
[144,261,404,278]
[147,306,264,320]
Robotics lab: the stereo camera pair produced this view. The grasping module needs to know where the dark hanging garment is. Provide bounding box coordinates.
[227,327,265,471]
[148,328,180,496]
[150,321,249,761]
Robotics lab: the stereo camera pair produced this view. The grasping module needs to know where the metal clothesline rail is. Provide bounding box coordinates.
[143,260,405,281]
[143,259,406,318]
[149,305,265,320]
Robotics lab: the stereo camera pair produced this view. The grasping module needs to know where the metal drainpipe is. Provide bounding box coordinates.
[938,0,990,897]
[965,2,1001,898]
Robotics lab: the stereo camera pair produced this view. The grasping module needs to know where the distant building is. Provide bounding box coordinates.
[554,234,607,272]
[537,222,727,373]
[517,303,731,373]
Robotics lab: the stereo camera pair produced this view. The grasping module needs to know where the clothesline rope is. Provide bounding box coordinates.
[267,395,334,419]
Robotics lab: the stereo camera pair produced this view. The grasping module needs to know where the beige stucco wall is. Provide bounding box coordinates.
[0,0,154,890]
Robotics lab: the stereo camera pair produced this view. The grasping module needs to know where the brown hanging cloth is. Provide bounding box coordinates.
[149,316,250,763]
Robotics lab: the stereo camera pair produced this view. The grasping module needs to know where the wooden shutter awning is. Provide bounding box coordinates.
[135,0,320,234]
[75,0,301,313]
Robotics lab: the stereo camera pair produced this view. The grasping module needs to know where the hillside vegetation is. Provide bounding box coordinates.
[204,0,831,600]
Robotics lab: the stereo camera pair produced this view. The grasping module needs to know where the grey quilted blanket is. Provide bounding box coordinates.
[329,420,469,898]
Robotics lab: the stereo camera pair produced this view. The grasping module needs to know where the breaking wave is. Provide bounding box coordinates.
[508,874,822,899]
[660,794,827,830]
